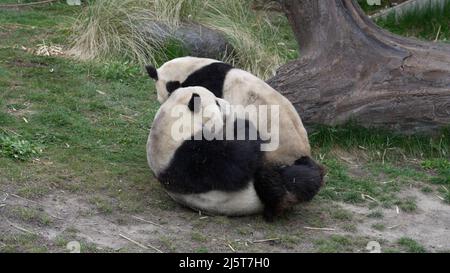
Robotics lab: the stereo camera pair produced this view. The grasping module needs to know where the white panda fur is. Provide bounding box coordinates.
[147,86,263,216]
[167,186,263,216]
[145,56,311,166]
[147,86,324,220]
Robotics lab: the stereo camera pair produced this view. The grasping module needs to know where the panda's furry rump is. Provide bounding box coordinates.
[280,157,325,202]
[254,156,325,221]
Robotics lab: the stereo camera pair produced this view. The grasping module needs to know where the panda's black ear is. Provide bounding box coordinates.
[166,81,181,94]
[188,93,201,113]
[145,65,158,80]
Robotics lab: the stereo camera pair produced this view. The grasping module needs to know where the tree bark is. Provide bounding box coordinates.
[268,0,450,134]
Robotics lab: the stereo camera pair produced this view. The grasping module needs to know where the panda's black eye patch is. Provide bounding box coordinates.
[166,81,181,94]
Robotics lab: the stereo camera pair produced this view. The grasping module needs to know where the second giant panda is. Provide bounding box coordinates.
[147,86,324,220]
[145,56,311,167]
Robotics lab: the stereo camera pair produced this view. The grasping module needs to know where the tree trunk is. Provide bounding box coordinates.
[268,0,450,134]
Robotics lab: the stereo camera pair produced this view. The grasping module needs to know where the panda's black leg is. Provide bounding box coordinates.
[253,166,287,222]
[263,208,276,222]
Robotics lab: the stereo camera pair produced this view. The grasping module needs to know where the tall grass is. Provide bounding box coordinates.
[69,0,297,79]
[357,0,392,14]
[375,0,450,41]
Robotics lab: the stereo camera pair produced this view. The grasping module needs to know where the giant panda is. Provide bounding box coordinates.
[147,86,324,220]
[145,56,311,167]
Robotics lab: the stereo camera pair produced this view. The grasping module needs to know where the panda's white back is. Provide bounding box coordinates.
[222,68,311,165]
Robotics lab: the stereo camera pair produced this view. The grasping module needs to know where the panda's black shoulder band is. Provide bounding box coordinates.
[145,65,158,80]
[166,81,181,94]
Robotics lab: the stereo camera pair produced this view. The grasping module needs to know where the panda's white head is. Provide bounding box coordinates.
[145,57,219,103]
[152,86,230,143]
[148,86,230,174]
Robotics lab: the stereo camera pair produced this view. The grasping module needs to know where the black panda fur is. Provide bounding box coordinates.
[158,119,263,195]
[254,158,324,221]
[165,62,233,97]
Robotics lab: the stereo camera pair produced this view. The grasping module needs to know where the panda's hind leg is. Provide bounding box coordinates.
[254,157,325,221]
[253,166,294,221]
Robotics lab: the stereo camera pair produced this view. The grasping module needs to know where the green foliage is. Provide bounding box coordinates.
[376,0,450,42]
[422,159,450,185]
[367,210,384,218]
[320,158,372,203]
[371,223,385,231]
[310,122,450,159]
[94,61,142,82]
[0,134,42,161]
[314,235,366,253]
[444,191,450,204]
[397,237,427,253]
[395,197,417,212]
[0,112,15,126]
[7,207,53,226]
[422,158,450,170]
[194,247,209,253]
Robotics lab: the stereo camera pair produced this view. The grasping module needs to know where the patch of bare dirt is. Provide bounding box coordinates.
[1,184,448,252]
[8,59,48,68]
[340,188,450,252]
[0,32,9,39]
[6,101,35,117]
[0,191,343,253]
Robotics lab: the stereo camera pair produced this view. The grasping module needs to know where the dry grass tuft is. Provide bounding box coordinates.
[68,0,297,79]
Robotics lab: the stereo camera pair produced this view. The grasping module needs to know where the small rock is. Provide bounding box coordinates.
[139,21,233,60]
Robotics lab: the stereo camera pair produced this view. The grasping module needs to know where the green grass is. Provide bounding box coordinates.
[318,157,408,207]
[397,237,427,253]
[4,206,53,226]
[314,235,367,253]
[89,196,115,214]
[0,3,162,216]
[310,122,449,159]
[371,223,386,231]
[0,133,42,160]
[159,236,176,252]
[376,0,450,42]
[191,232,208,243]
[422,158,450,185]
[0,233,48,253]
[444,191,450,204]
[367,210,384,218]
[194,247,209,253]
[330,208,353,221]
[311,123,449,205]
[395,197,417,212]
